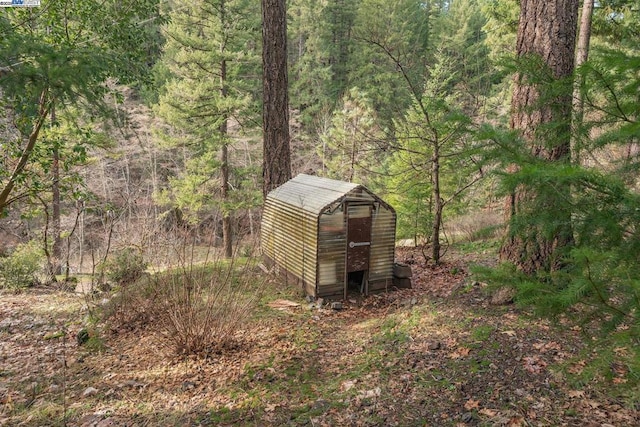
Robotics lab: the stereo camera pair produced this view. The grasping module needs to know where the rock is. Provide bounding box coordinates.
[393,263,413,278]
[82,387,98,397]
[461,412,477,424]
[330,301,343,311]
[427,341,442,351]
[96,419,117,427]
[490,287,516,305]
[312,398,330,411]
[77,328,90,346]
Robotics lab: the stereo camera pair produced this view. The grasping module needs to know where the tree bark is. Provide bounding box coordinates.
[572,0,594,162]
[220,8,233,259]
[500,0,579,274]
[431,142,442,264]
[51,104,63,276]
[575,0,594,69]
[262,0,291,198]
[0,89,50,212]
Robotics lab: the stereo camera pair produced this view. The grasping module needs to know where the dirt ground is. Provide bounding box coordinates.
[1,247,638,426]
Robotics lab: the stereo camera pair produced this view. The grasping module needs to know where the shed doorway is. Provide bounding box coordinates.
[345,203,372,298]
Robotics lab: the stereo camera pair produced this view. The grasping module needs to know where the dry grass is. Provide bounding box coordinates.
[446,209,503,243]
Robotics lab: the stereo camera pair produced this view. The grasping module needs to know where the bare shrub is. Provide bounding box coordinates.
[447,210,503,243]
[155,257,260,356]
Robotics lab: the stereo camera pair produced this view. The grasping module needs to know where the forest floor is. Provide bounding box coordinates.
[1,243,639,426]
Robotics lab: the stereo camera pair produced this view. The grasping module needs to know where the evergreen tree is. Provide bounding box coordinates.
[288,0,333,126]
[437,0,495,114]
[386,53,479,262]
[477,0,640,386]
[324,0,360,102]
[499,0,579,274]
[317,88,384,185]
[262,0,292,198]
[349,0,433,126]
[154,0,261,257]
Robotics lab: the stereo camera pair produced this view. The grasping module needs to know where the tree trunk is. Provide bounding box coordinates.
[575,0,593,70]
[51,105,62,276]
[572,0,594,162]
[500,0,579,274]
[220,45,233,258]
[0,89,50,212]
[431,142,442,264]
[262,0,291,198]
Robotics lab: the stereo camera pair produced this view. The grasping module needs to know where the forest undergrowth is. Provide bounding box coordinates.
[1,246,639,427]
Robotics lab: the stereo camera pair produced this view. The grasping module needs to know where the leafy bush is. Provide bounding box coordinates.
[98,247,147,286]
[0,240,44,290]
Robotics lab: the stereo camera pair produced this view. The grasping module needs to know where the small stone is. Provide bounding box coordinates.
[77,328,90,346]
[330,301,343,311]
[96,419,117,427]
[427,341,441,351]
[312,398,330,411]
[82,387,98,397]
[490,287,516,305]
[461,412,476,424]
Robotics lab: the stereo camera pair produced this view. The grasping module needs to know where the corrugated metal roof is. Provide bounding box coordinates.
[267,174,360,215]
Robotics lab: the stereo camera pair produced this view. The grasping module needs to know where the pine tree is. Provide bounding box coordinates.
[262,0,292,197]
[386,53,479,262]
[500,0,579,274]
[155,0,261,258]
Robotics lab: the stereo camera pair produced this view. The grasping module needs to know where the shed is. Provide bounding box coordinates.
[261,174,397,298]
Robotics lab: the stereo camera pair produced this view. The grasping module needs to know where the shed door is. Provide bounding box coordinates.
[346,205,372,273]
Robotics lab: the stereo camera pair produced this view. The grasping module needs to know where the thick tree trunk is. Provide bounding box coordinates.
[500,0,579,274]
[262,0,291,198]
